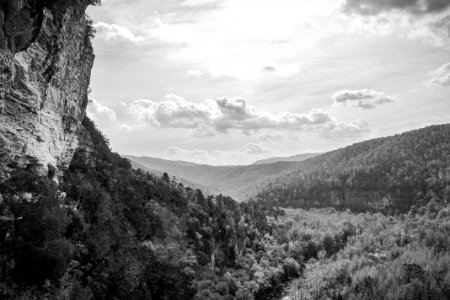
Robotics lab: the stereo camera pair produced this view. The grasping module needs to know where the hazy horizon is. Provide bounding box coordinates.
[124,150,320,166]
[86,0,450,165]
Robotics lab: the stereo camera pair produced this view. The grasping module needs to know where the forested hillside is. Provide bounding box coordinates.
[0,117,297,299]
[127,160,220,195]
[1,119,449,299]
[255,124,450,212]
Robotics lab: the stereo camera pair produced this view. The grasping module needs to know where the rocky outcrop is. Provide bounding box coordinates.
[0,0,95,179]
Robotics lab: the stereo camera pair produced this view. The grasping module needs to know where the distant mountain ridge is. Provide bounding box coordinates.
[252,153,321,165]
[125,124,450,211]
[123,155,298,201]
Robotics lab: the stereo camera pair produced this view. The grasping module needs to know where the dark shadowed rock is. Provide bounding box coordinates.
[0,0,44,54]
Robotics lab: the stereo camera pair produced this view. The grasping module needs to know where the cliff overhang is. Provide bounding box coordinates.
[0,0,95,180]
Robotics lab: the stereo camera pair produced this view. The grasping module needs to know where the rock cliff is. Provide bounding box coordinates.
[0,0,95,180]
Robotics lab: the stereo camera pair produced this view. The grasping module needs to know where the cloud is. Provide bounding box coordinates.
[94,22,145,42]
[87,99,117,123]
[341,0,450,47]
[262,66,276,73]
[333,89,395,109]
[426,62,450,87]
[128,94,212,129]
[320,120,372,139]
[186,70,204,77]
[166,146,209,157]
[343,0,450,15]
[244,143,265,154]
[127,94,333,136]
[86,100,145,134]
[258,132,284,143]
[429,14,450,41]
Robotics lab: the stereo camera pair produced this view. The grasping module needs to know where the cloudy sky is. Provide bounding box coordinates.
[86,0,450,165]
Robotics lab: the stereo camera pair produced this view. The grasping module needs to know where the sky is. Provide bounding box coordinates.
[86,0,450,165]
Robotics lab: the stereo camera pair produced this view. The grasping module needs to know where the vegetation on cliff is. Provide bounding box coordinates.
[0,117,296,299]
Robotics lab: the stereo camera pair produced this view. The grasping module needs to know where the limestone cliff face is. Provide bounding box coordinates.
[0,0,95,179]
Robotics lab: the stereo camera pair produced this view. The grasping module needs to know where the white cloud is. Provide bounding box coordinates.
[86,100,142,134]
[94,22,145,43]
[258,132,284,143]
[341,0,450,48]
[144,0,343,78]
[320,120,372,139]
[93,93,374,144]
[166,146,209,157]
[426,63,450,87]
[343,0,450,15]
[244,143,265,154]
[127,94,333,135]
[85,0,450,166]
[87,99,117,123]
[333,89,395,109]
[186,69,204,77]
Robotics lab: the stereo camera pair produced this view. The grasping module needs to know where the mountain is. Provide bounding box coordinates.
[126,125,450,210]
[123,155,298,201]
[252,153,321,165]
[255,124,450,212]
[0,115,298,299]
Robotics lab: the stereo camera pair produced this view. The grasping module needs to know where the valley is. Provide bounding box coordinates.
[126,124,450,213]
[0,0,449,299]
[124,154,297,201]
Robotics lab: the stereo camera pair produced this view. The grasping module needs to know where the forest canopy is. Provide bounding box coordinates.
[256,124,450,213]
[0,119,449,300]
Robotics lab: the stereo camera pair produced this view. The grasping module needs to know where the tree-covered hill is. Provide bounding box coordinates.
[0,117,298,299]
[1,118,449,299]
[127,159,220,195]
[255,124,450,212]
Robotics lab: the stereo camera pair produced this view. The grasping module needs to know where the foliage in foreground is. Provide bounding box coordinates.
[284,205,450,300]
[0,117,295,299]
[0,117,449,299]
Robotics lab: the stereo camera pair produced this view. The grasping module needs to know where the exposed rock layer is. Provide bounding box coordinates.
[0,0,94,179]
